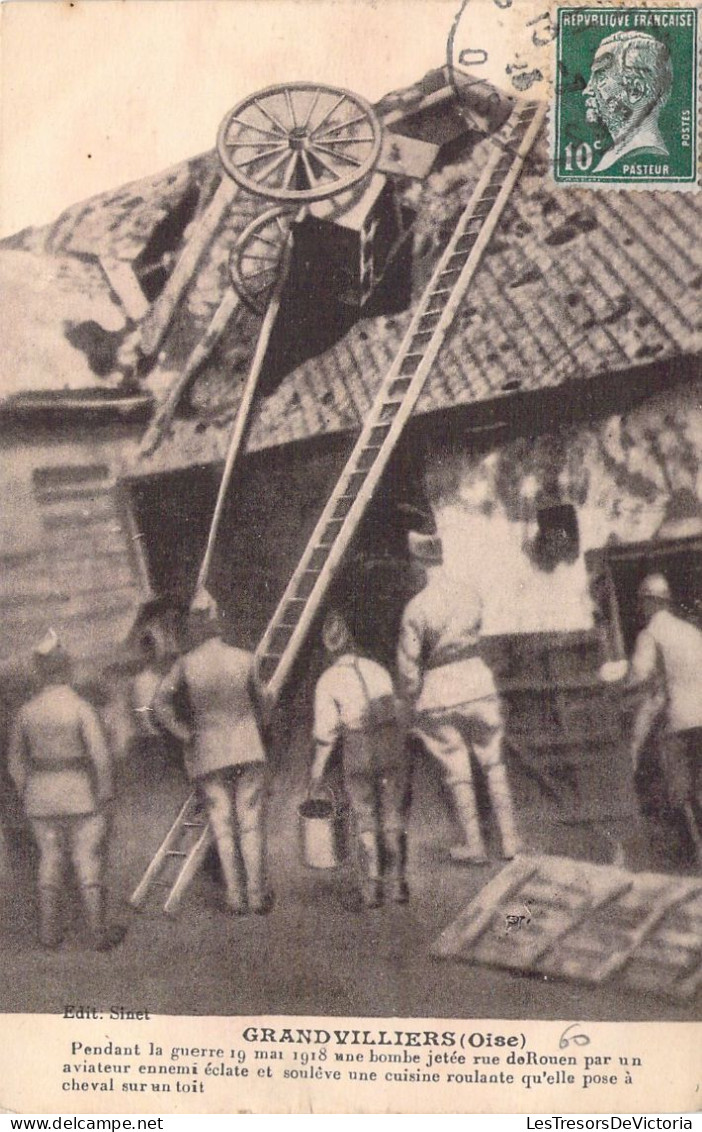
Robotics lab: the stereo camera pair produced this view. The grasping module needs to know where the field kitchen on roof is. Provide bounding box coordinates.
[1,62,700,1020]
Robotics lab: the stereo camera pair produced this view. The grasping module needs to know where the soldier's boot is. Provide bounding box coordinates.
[383,831,409,904]
[213,834,248,915]
[358,831,383,909]
[38,886,63,949]
[486,764,522,860]
[80,885,127,952]
[239,828,274,915]
[449,782,489,864]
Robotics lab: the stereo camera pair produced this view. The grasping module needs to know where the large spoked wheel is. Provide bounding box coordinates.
[229,207,293,313]
[217,82,382,202]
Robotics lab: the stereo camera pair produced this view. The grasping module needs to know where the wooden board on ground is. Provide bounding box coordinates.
[431,855,702,1002]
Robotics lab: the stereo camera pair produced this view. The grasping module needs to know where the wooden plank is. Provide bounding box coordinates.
[195,233,293,594]
[381,83,455,128]
[0,561,135,604]
[471,864,631,972]
[139,179,237,359]
[431,858,537,959]
[541,874,676,983]
[623,888,702,1000]
[100,257,150,321]
[139,287,242,458]
[40,505,117,531]
[0,585,137,626]
[33,463,111,489]
[433,857,702,1002]
[41,523,130,557]
[32,483,115,505]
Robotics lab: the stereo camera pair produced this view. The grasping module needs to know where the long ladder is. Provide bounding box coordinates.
[254,99,545,703]
[132,99,545,912]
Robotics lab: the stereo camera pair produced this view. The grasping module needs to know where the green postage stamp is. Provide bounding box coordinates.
[554,7,698,187]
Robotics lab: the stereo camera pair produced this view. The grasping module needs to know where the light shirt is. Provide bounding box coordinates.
[397,571,496,711]
[314,654,398,747]
[9,684,113,817]
[630,608,702,732]
[153,637,266,779]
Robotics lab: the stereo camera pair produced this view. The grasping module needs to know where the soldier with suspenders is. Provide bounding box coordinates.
[625,573,702,865]
[310,609,412,909]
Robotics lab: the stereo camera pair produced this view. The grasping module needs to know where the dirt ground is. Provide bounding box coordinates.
[0,746,698,1023]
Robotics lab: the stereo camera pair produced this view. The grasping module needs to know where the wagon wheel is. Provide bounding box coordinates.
[229,207,293,314]
[217,82,382,202]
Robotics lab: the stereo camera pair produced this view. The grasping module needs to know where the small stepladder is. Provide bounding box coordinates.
[129,794,213,915]
[130,98,546,914]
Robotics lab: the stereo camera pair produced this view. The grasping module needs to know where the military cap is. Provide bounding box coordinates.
[33,628,61,657]
[638,574,671,601]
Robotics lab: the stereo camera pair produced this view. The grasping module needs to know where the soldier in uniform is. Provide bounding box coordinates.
[625,573,702,864]
[310,608,411,908]
[397,531,520,863]
[152,589,272,914]
[8,631,125,950]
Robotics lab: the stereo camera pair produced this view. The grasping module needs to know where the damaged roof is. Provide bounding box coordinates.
[0,153,221,405]
[0,248,127,401]
[135,119,702,475]
[2,68,701,466]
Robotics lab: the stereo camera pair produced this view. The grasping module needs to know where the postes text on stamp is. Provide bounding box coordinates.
[554,7,698,187]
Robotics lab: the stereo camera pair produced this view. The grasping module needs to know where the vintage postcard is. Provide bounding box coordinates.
[0,0,700,1116]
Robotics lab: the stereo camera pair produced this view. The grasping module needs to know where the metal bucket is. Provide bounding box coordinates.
[299,788,347,869]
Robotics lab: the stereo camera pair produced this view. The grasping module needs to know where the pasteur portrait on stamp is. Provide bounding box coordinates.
[554,7,698,187]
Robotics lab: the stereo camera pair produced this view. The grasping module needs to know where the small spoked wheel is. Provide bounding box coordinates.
[229,207,293,313]
[217,82,382,202]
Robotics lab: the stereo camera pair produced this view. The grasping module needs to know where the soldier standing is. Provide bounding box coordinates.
[625,573,702,865]
[8,631,125,950]
[397,531,520,863]
[152,589,272,914]
[310,609,411,908]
